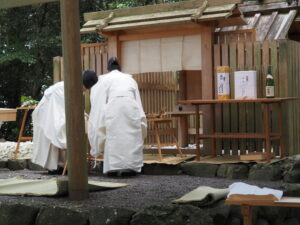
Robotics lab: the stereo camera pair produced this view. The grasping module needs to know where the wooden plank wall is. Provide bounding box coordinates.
[132,72,179,144]
[81,43,108,75]
[213,40,300,157]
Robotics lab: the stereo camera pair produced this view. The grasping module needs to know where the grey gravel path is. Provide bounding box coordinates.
[0,169,284,210]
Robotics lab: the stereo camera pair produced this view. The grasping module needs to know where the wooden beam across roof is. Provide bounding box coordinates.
[0,0,59,9]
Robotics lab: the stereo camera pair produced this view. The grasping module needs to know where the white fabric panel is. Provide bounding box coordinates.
[121,40,140,74]
[140,38,161,73]
[121,34,202,74]
[182,35,202,70]
[161,36,183,72]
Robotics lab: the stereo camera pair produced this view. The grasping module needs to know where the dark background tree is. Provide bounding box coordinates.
[0,0,184,140]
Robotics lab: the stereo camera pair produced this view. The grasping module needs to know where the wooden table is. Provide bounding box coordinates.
[179,98,300,162]
[226,196,300,225]
[0,108,17,122]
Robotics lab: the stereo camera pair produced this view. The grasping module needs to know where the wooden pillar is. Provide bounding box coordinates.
[53,56,62,83]
[60,0,88,200]
[107,34,121,62]
[178,71,189,147]
[200,23,214,156]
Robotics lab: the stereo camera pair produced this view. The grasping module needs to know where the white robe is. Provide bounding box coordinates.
[32,81,67,170]
[88,70,147,173]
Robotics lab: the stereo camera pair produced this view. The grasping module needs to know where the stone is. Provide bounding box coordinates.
[27,160,45,171]
[130,204,213,225]
[142,164,181,175]
[0,160,7,168]
[89,207,135,225]
[284,169,300,183]
[0,203,39,225]
[286,208,300,222]
[207,202,230,225]
[217,164,248,179]
[35,206,88,225]
[181,163,218,177]
[7,159,27,170]
[225,217,241,225]
[284,218,300,225]
[228,205,242,220]
[248,163,282,181]
[217,164,228,178]
[282,183,300,197]
[291,160,300,170]
[256,206,288,224]
[256,218,269,225]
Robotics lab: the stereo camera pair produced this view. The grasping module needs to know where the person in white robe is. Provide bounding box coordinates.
[88,57,147,175]
[32,70,98,171]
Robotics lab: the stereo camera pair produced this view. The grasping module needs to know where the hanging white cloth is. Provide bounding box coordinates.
[88,70,147,173]
[32,81,67,170]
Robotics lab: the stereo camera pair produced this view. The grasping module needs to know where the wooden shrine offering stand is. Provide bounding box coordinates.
[146,117,183,161]
[226,195,300,225]
[14,106,36,159]
[179,98,300,162]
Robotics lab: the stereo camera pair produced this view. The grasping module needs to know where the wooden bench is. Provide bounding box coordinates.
[226,195,300,225]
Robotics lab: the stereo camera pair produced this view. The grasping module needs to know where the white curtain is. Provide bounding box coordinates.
[121,34,202,74]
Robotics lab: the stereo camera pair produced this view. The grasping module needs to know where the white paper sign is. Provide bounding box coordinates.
[234,71,257,99]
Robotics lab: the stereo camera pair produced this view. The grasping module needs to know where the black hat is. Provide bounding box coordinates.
[107,57,121,71]
[83,70,98,89]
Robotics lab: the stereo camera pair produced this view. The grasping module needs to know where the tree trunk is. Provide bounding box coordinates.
[155,0,165,3]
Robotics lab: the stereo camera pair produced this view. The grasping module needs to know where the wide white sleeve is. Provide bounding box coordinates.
[88,80,108,158]
[134,81,147,140]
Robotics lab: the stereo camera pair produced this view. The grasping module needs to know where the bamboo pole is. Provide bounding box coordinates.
[60,0,88,200]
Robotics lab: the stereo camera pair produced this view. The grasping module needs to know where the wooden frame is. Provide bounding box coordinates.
[179,98,300,162]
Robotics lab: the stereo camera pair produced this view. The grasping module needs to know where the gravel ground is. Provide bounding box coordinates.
[0,169,284,210]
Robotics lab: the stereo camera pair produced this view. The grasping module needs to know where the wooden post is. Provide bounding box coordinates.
[53,56,62,83]
[200,23,214,156]
[60,0,88,200]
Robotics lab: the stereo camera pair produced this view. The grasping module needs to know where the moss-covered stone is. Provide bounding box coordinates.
[282,183,300,197]
[7,159,27,170]
[248,164,282,181]
[256,206,288,223]
[27,160,45,171]
[89,207,135,225]
[256,218,269,225]
[131,204,213,225]
[181,163,218,177]
[142,164,182,175]
[0,203,39,225]
[0,161,7,168]
[284,218,300,225]
[217,164,249,179]
[206,202,230,225]
[35,206,88,225]
[225,216,241,225]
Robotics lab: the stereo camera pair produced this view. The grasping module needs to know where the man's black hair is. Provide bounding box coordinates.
[83,70,98,89]
[107,57,121,71]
